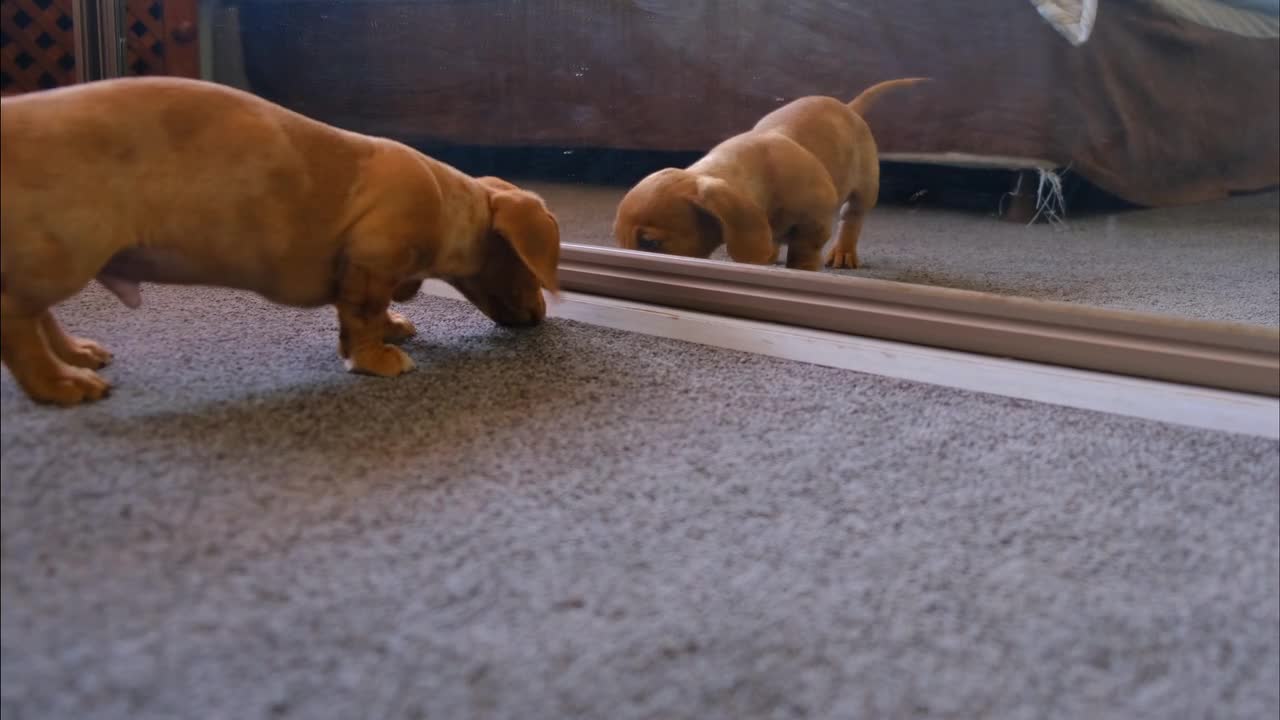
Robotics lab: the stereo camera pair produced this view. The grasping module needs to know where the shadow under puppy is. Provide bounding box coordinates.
[614,78,928,271]
[0,77,560,406]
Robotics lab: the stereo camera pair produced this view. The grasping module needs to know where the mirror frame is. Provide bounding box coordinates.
[557,244,1280,396]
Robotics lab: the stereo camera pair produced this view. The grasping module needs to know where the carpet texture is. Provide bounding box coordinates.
[2,286,1278,720]
[533,182,1280,328]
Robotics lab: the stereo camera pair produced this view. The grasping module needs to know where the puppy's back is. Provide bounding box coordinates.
[749,96,871,191]
[1,77,362,188]
[2,78,371,257]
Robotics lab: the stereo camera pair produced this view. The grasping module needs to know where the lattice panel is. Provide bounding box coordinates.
[0,0,76,94]
[125,0,164,76]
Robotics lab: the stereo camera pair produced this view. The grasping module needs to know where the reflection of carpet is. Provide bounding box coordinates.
[3,288,1278,719]
[539,182,1280,327]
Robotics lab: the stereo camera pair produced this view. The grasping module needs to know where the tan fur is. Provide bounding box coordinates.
[613,78,929,271]
[0,77,561,406]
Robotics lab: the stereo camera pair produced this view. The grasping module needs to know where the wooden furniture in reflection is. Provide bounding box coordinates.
[1,0,198,95]
[123,0,197,80]
[0,0,77,93]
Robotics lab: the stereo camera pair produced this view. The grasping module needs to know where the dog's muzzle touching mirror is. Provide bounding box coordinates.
[634,230,662,253]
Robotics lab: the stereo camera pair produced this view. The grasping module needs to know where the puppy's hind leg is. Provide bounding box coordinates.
[825,198,869,270]
[1,235,113,404]
[1,303,110,405]
[41,312,113,369]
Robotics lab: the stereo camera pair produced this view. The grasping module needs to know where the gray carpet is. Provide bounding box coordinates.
[2,285,1278,720]
[533,182,1280,328]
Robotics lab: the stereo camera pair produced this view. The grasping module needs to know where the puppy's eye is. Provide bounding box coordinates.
[636,234,661,252]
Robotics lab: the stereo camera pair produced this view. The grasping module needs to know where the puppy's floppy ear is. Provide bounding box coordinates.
[488,188,562,294]
[687,176,775,264]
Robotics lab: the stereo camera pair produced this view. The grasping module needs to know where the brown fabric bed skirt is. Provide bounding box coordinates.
[235,0,1279,208]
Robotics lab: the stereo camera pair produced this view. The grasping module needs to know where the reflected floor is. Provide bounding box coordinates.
[529,182,1280,328]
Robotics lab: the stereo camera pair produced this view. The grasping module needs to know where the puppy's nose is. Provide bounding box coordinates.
[636,236,661,252]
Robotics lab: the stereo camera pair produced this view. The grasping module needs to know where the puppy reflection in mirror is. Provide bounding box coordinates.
[614,78,929,271]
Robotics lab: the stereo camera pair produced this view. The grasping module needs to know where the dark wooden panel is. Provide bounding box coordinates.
[125,0,198,78]
[0,0,77,94]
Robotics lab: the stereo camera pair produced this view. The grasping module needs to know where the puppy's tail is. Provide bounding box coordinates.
[848,77,931,116]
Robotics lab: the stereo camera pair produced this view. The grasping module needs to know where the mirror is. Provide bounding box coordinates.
[167,1,1280,328]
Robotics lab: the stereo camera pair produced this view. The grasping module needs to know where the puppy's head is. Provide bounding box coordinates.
[448,176,561,327]
[613,168,774,264]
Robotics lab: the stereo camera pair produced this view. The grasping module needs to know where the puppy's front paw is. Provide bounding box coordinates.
[824,248,859,269]
[345,344,416,378]
[58,337,113,369]
[383,311,417,344]
[26,366,111,406]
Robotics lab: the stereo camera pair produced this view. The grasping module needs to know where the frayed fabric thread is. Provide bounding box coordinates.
[1030,0,1098,45]
[1028,168,1069,227]
[1001,168,1070,227]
